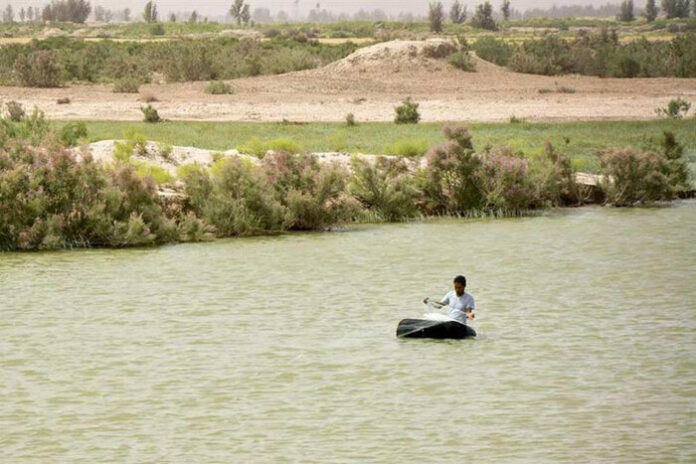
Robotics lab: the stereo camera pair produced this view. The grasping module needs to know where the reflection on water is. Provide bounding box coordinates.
[1,202,695,462]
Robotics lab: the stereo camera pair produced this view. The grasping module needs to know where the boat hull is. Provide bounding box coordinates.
[396,318,477,339]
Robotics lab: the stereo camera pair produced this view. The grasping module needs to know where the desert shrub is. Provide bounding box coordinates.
[394,97,420,124]
[348,157,420,221]
[141,105,161,123]
[150,24,165,36]
[161,41,217,82]
[0,147,177,250]
[473,37,513,66]
[509,115,526,123]
[557,86,576,94]
[476,150,535,213]
[12,50,62,87]
[178,212,215,242]
[418,125,483,214]
[655,98,691,119]
[528,141,578,206]
[383,139,429,157]
[5,101,25,122]
[449,51,476,72]
[57,97,71,105]
[59,122,87,147]
[113,77,141,93]
[204,81,234,95]
[0,107,51,148]
[198,157,286,236]
[598,147,678,205]
[345,113,356,126]
[263,152,355,230]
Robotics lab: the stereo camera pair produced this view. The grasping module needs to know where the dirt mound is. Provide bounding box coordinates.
[324,39,458,73]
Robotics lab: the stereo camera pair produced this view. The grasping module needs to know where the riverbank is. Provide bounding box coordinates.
[65,119,696,175]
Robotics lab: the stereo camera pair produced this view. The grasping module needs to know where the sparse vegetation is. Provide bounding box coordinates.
[345,113,356,127]
[56,97,71,105]
[655,98,692,119]
[204,81,234,95]
[449,51,476,72]
[141,105,161,123]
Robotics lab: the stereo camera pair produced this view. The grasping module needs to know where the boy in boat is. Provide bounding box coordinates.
[423,275,475,324]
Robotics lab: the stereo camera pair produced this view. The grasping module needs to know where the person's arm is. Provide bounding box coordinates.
[423,294,449,308]
[465,295,475,319]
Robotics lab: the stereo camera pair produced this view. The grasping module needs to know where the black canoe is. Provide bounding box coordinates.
[396,318,477,339]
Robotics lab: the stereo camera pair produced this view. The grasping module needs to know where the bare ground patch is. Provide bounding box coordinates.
[2,40,695,122]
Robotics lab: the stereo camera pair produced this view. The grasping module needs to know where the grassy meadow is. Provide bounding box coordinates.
[70,119,696,173]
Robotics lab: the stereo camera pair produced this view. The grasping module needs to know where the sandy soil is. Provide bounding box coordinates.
[2,39,696,123]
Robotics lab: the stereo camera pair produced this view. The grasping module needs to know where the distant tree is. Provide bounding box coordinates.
[230,0,246,25]
[123,7,131,22]
[661,0,691,17]
[3,4,14,23]
[644,0,659,21]
[501,0,511,20]
[104,9,113,22]
[276,10,289,21]
[472,1,497,30]
[450,0,467,23]
[617,0,635,20]
[144,1,158,23]
[241,4,251,25]
[169,13,176,22]
[188,11,198,23]
[94,5,105,21]
[27,6,34,21]
[40,0,91,23]
[19,7,26,22]
[428,2,444,33]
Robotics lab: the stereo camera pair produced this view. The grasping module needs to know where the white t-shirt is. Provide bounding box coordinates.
[442,291,475,324]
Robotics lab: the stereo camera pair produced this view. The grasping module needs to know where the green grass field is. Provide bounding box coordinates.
[69,119,696,173]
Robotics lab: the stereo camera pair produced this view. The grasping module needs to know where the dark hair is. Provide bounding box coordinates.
[453,275,467,286]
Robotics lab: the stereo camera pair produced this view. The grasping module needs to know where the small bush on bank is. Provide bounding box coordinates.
[192,157,286,236]
[345,113,356,126]
[59,122,87,147]
[655,98,691,119]
[113,77,141,93]
[204,81,234,95]
[394,97,420,124]
[598,147,678,205]
[141,105,161,123]
[5,101,25,122]
[449,51,476,72]
[12,51,62,87]
[349,157,420,221]
[57,97,71,105]
[263,152,356,230]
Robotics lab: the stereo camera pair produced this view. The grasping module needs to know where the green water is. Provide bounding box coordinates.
[1,202,695,462]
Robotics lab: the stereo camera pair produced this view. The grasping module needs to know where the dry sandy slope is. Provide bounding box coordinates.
[2,39,695,122]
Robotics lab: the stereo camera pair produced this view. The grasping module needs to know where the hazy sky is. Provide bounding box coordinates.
[3,1,618,17]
